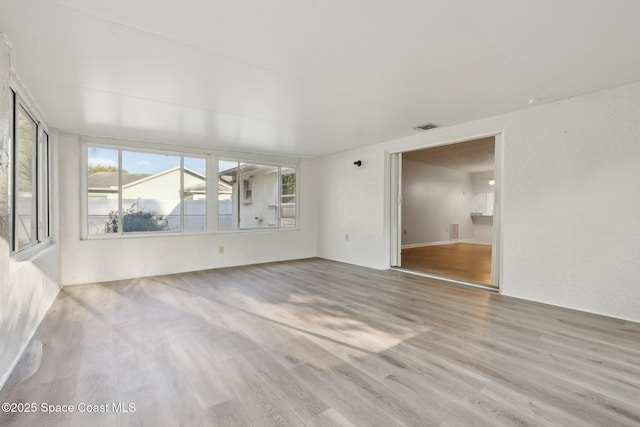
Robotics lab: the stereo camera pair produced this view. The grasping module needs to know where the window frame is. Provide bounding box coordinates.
[83,143,209,238]
[217,158,298,232]
[9,90,51,255]
[80,139,300,239]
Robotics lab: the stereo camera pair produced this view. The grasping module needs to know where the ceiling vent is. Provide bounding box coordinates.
[413,123,438,131]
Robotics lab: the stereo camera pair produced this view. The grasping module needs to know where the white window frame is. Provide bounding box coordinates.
[217,158,298,232]
[82,142,209,239]
[9,90,51,255]
[80,137,300,238]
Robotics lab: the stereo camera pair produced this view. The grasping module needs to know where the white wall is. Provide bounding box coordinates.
[471,217,493,245]
[317,80,640,323]
[470,171,495,244]
[401,159,474,246]
[317,155,389,270]
[0,35,60,389]
[471,171,495,195]
[59,132,318,285]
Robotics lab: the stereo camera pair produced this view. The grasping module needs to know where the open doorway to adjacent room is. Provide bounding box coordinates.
[390,135,501,289]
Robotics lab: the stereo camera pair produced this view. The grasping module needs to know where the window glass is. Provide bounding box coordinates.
[87,146,208,235]
[239,163,278,229]
[121,151,180,233]
[87,147,120,235]
[84,151,296,237]
[184,156,207,232]
[38,129,49,239]
[15,106,37,250]
[217,159,297,231]
[11,95,50,254]
[280,167,296,228]
[218,160,238,230]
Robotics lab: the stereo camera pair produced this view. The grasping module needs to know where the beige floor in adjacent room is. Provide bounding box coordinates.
[401,242,494,287]
[1,258,639,426]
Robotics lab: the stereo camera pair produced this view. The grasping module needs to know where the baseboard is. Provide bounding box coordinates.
[464,240,493,246]
[401,239,491,249]
[402,240,454,249]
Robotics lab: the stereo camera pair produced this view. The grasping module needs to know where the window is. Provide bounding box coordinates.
[10,92,50,253]
[86,146,207,235]
[242,179,252,201]
[84,146,296,236]
[280,167,296,228]
[183,157,207,232]
[218,160,296,230]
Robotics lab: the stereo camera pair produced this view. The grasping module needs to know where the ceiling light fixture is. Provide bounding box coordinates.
[488,179,495,186]
[413,123,438,131]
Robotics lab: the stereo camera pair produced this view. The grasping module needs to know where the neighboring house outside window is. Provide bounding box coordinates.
[84,144,298,237]
[87,166,207,233]
[218,160,296,230]
[86,147,207,235]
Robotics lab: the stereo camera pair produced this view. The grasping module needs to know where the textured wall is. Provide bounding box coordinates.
[317,149,389,270]
[401,159,474,246]
[59,132,318,285]
[318,80,640,323]
[0,34,13,385]
[0,33,60,391]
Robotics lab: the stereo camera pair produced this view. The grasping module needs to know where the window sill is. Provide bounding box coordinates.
[83,230,206,240]
[10,240,55,269]
[216,227,300,234]
[82,227,300,240]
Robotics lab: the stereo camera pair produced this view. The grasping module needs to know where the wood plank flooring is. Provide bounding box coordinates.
[401,243,494,286]
[1,258,639,426]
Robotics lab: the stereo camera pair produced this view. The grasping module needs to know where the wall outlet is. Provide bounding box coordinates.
[345,233,350,241]
[219,246,224,254]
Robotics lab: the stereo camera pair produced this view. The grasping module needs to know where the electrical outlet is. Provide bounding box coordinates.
[219,246,224,254]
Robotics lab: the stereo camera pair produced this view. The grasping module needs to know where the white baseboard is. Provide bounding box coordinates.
[401,239,490,249]
[402,240,454,249]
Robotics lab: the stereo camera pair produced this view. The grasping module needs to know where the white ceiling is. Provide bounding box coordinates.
[1,1,640,157]
[403,137,495,174]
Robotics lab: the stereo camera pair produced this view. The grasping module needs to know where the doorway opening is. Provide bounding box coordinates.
[390,135,501,290]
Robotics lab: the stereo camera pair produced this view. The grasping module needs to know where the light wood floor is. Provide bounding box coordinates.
[1,258,639,426]
[401,243,494,286]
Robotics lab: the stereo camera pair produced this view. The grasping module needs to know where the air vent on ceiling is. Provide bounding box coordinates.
[413,123,438,131]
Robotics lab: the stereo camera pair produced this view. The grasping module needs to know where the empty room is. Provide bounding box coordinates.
[1,1,640,426]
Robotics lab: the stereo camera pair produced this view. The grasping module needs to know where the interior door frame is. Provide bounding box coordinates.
[389,132,504,291]
[389,152,402,267]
